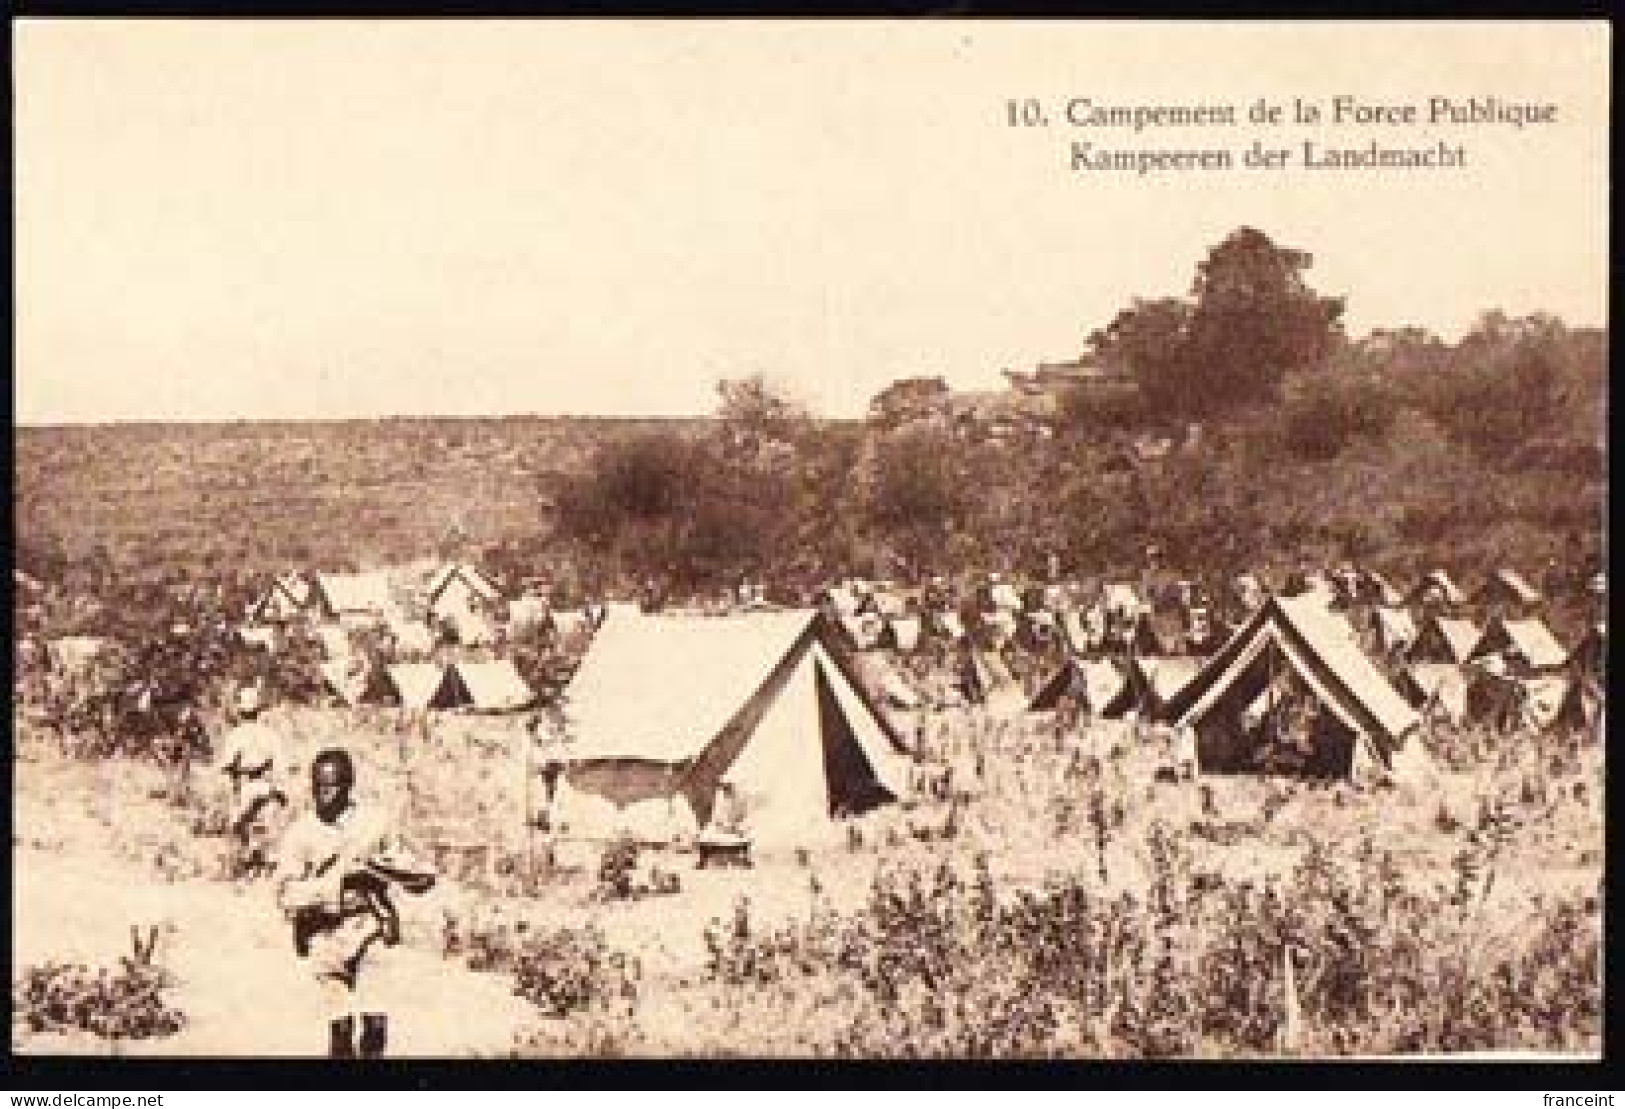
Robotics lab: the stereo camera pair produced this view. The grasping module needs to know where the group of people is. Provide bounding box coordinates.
[213,686,436,1058]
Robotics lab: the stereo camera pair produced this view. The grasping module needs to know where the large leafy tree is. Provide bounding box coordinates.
[1089,228,1344,420]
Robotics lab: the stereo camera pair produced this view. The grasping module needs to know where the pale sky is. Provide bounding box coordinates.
[14,20,1610,423]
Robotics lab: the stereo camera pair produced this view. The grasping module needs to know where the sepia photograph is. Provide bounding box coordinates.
[10,20,1608,1062]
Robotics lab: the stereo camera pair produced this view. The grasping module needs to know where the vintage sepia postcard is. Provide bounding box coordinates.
[11,20,1607,1064]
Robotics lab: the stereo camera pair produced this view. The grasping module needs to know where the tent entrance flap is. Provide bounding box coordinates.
[816,660,895,817]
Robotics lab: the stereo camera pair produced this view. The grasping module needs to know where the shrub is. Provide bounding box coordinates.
[15,930,185,1041]
[512,925,641,1019]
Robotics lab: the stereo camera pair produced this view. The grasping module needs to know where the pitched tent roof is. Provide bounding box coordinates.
[425,563,502,612]
[1060,610,1098,654]
[1469,616,1568,672]
[888,616,923,652]
[1029,656,1125,714]
[1480,568,1542,608]
[1361,570,1404,608]
[1163,594,1422,779]
[312,571,395,619]
[1397,663,1470,725]
[249,573,312,623]
[385,662,469,711]
[1101,655,1201,721]
[1102,582,1145,618]
[1408,615,1482,665]
[1409,570,1465,608]
[388,617,436,658]
[554,609,908,846]
[314,624,353,662]
[1370,607,1418,655]
[453,660,535,713]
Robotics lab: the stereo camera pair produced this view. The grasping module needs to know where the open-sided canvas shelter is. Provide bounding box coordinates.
[1163,594,1423,780]
[551,610,909,848]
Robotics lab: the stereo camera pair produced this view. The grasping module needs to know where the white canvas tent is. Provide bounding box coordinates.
[248,573,312,624]
[1028,656,1125,714]
[453,660,535,713]
[385,662,469,711]
[1398,662,1470,724]
[311,571,395,625]
[1164,594,1424,781]
[1369,607,1418,657]
[552,609,908,848]
[888,616,923,652]
[1408,615,1482,666]
[1100,655,1201,722]
[1469,616,1568,673]
[425,562,501,619]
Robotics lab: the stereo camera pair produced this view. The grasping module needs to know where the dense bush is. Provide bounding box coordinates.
[15,933,186,1042]
[695,824,1601,1058]
[1282,377,1398,461]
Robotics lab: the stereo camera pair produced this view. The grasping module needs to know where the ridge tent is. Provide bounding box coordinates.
[314,625,354,662]
[1409,570,1466,609]
[385,662,469,711]
[1368,607,1418,658]
[1360,570,1404,609]
[310,571,396,626]
[933,611,967,644]
[888,616,923,653]
[248,573,312,624]
[552,609,908,848]
[1396,662,1470,724]
[1478,569,1542,611]
[388,617,436,658]
[453,660,535,713]
[425,562,502,619]
[1162,594,1423,780]
[1468,616,1568,674]
[1100,655,1201,722]
[1408,615,1482,666]
[1028,656,1125,714]
[1060,610,1099,654]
